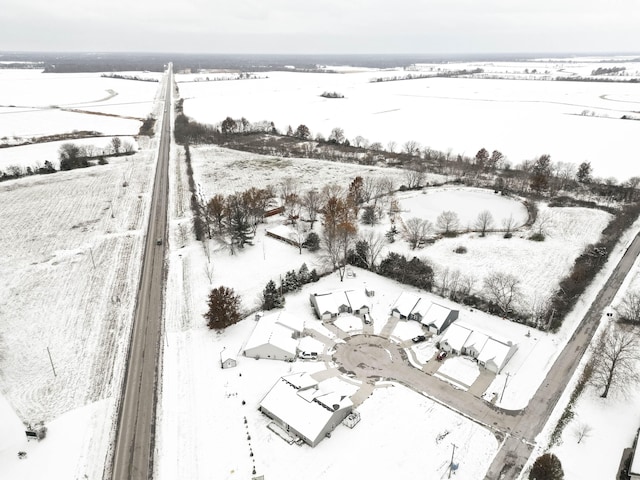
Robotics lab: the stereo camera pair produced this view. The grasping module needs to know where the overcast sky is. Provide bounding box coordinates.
[1,0,639,54]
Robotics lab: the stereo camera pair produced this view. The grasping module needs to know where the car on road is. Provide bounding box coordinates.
[437,350,448,361]
[156,238,163,245]
[412,335,426,343]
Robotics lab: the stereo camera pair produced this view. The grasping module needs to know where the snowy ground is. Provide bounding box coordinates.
[0,69,158,141]
[180,61,640,182]
[0,136,138,170]
[0,73,163,478]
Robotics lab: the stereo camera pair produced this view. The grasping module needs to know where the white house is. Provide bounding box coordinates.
[412,301,458,334]
[310,291,351,320]
[243,311,304,361]
[438,322,518,374]
[259,372,353,447]
[390,292,420,319]
[220,356,237,369]
[477,338,517,374]
[439,322,473,355]
[462,330,489,359]
[345,290,369,315]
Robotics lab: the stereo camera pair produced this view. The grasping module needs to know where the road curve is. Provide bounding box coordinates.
[110,63,172,480]
[485,232,640,479]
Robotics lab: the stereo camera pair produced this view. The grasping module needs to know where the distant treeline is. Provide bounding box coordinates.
[101,73,159,82]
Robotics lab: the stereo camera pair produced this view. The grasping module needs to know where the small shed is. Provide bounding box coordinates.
[221,356,237,369]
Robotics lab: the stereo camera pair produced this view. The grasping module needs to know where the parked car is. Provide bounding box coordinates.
[437,350,448,361]
[412,335,426,343]
[298,351,318,360]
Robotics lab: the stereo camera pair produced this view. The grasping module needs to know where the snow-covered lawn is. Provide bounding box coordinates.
[333,314,362,334]
[390,318,425,341]
[436,356,481,389]
[180,68,640,181]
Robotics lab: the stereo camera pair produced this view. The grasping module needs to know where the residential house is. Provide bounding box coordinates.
[259,372,353,447]
[477,338,518,374]
[462,331,489,359]
[243,311,304,361]
[310,291,351,320]
[345,290,369,315]
[630,429,640,480]
[410,300,458,334]
[439,322,473,355]
[390,292,421,319]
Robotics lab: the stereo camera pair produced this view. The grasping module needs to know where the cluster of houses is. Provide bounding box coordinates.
[259,372,353,447]
[310,290,370,320]
[390,292,517,374]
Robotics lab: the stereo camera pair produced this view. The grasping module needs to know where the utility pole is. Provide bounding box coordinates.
[448,443,457,478]
[46,347,57,377]
[500,372,511,403]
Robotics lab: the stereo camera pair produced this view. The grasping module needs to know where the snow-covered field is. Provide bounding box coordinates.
[0,69,158,141]
[180,64,640,182]
[0,136,138,170]
[0,134,157,477]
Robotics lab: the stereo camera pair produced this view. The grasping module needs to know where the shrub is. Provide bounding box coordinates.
[454,245,467,254]
[529,232,545,241]
[503,232,513,239]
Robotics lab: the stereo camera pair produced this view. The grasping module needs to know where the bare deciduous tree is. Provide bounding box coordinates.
[502,214,517,237]
[573,421,593,444]
[474,210,494,237]
[483,272,521,315]
[618,290,640,324]
[403,217,433,249]
[589,323,640,398]
[436,210,460,235]
[302,189,321,229]
[403,140,421,156]
[404,163,425,189]
[386,140,397,153]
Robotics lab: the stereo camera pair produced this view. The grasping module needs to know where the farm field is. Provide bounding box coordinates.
[0,69,159,142]
[1,55,640,480]
[180,62,640,182]
[0,139,157,477]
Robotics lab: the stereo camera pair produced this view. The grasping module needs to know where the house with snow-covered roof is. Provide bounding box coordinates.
[439,322,473,354]
[259,372,353,447]
[310,291,351,320]
[243,311,304,361]
[462,330,489,359]
[477,338,517,374]
[390,292,420,319]
[410,300,458,334]
[345,290,369,315]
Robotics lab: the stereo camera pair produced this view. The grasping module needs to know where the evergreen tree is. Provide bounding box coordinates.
[298,263,311,284]
[310,269,320,282]
[204,286,241,330]
[262,280,284,310]
[303,231,321,252]
[284,270,300,292]
[529,453,564,480]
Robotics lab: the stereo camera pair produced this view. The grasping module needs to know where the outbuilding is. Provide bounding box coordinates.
[243,311,303,361]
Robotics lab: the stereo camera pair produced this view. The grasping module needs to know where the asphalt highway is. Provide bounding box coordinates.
[110,63,172,480]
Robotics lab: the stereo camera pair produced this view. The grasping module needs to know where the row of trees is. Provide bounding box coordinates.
[261,263,320,310]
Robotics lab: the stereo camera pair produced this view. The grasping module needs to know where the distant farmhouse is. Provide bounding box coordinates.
[390,293,458,334]
[438,322,517,374]
[259,372,353,447]
[310,290,370,320]
[243,311,303,361]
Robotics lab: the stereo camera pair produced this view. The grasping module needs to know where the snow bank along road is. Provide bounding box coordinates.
[111,63,172,480]
[484,232,640,480]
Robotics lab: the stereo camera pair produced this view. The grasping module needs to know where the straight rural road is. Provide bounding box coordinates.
[111,63,172,480]
[484,232,640,479]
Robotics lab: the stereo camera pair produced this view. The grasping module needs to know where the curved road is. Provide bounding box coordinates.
[111,63,172,480]
[332,232,640,480]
